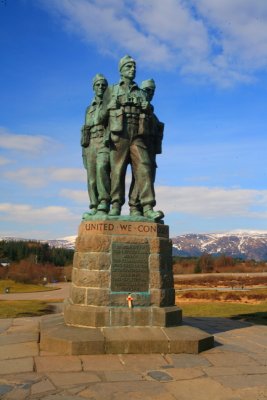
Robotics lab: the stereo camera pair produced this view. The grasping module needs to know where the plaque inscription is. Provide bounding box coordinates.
[111,242,149,292]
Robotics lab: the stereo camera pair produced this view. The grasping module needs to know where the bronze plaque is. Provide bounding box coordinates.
[111,242,149,292]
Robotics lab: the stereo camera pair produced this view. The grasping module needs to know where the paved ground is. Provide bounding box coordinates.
[0,314,266,399]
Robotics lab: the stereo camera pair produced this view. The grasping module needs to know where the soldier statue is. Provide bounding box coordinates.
[103,55,164,221]
[81,74,110,217]
[128,78,164,216]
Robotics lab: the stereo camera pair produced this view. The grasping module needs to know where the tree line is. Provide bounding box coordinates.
[173,254,267,274]
[0,240,74,267]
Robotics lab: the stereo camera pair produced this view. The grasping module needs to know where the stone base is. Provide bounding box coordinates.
[40,315,214,355]
[64,301,182,328]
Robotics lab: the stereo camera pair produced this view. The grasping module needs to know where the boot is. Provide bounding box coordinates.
[97,200,109,213]
[109,202,121,216]
[143,205,164,222]
[82,207,97,219]
[129,206,143,217]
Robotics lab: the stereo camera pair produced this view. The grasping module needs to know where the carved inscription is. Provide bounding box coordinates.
[111,242,149,292]
[82,221,169,238]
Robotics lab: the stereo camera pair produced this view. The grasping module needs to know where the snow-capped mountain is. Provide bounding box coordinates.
[45,236,77,250]
[0,236,77,250]
[2,230,267,260]
[172,230,267,261]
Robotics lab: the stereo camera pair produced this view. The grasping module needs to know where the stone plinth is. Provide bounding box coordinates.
[64,220,182,328]
[40,315,214,355]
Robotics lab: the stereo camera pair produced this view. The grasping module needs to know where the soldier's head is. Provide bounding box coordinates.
[92,74,108,99]
[141,79,156,102]
[119,55,136,81]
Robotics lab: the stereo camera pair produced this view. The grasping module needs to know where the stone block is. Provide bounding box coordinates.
[64,303,110,327]
[80,354,125,371]
[72,269,110,288]
[149,237,172,253]
[103,327,169,354]
[70,285,86,305]
[111,235,148,244]
[132,308,152,326]
[0,332,39,345]
[150,271,174,289]
[0,341,39,360]
[40,318,105,354]
[164,325,214,353]
[203,352,260,367]
[149,253,173,271]
[103,370,142,382]
[109,307,151,326]
[109,308,133,327]
[76,234,111,252]
[86,288,110,306]
[150,288,175,306]
[39,315,213,355]
[47,372,101,387]
[35,356,82,372]
[79,220,169,238]
[31,378,56,395]
[120,354,168,370]
[152,306,182,327]
[0,358,34,375]
[73,252,111,271]
[78,380,174,400]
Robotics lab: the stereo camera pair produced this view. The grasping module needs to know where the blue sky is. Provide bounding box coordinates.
[0,0,267,239]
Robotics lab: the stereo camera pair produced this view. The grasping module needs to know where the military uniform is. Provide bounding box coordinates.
[129,104,164,210]
[82,97,110,211]
[103,78,156,210]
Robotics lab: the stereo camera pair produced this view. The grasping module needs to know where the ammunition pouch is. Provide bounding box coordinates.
[81,125,90,147]
[90,125,105,138]
[138,113,149,136]
[109,108,124,132]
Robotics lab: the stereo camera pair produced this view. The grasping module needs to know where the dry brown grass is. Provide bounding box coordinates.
[174,275,267,288]
[175,288,267,305]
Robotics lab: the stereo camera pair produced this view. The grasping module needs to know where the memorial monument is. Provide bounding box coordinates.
[40,56,214,354]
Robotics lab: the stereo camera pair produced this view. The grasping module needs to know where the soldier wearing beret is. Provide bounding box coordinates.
[81,74,110,217]
[103,56,164,221]
[129,79,164,215]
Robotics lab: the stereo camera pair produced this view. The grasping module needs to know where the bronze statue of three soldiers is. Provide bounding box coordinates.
[81,55,164,222]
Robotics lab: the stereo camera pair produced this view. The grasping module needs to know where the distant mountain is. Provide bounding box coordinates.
[172,230,267,261]
[0,236,76,250]
[2,230,267,261]
[45,236,77,250]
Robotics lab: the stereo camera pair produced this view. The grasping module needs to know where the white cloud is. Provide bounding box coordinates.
[50,168,86,182]
[155,186,267,218]
[0,156,11,166]
[60,184,267,221]
[60,189,87,203]
[40,0,267,85]
[3,167,85,188]
[195,0,267,69]
[0,203,77,223]
[0,127,57,153]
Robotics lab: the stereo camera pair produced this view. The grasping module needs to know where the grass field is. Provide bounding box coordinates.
[0,280,57,293]
[175,288,267,302]
[177,301,267,325]
[0,300,55,318]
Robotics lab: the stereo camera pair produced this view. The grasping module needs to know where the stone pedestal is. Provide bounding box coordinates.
[64,220,182,328]
[40,219,214,354]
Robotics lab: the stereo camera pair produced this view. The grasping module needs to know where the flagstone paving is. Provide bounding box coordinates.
[0,315,266,399]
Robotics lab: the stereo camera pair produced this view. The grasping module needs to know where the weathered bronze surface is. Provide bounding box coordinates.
[81,56,164,222]
[81,74,110,218]
[111,242,149,292]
